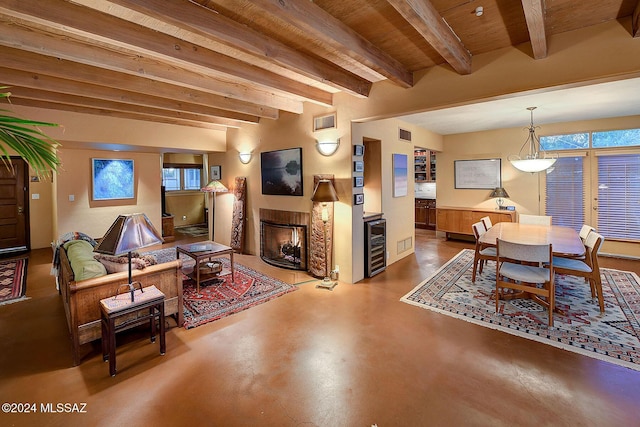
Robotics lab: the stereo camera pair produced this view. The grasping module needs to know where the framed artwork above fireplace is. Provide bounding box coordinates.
[261,147,303,196]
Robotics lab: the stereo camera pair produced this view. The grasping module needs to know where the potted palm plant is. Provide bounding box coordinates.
[0,87,61,176]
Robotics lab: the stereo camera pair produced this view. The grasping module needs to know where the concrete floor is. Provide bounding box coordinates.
[1,229,639,426]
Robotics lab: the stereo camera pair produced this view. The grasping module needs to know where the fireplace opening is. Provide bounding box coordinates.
[260,221,308,270]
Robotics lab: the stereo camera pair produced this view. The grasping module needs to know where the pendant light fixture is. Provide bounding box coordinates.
[508,107,557,173]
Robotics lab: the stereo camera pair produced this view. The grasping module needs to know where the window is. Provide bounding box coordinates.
[592,129,640,148]
[545,157,584,232]
[162,167,201,191]
[597,154,640,240]
[540,133,589,150]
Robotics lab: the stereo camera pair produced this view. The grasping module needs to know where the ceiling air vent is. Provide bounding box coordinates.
[399,128,412,142]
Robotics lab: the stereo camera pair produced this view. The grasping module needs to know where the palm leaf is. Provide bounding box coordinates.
[0,88,61,177]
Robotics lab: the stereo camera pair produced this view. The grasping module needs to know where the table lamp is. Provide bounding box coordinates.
[489,187,510,210]
[201,179,228,241]
[94,213,164,301]
[311,179,339,290]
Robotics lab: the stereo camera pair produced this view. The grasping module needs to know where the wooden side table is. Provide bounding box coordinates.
[100,285,166,377]
[176,241,235,294]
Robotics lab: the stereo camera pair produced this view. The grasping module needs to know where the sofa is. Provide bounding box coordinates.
[57,238,183,365]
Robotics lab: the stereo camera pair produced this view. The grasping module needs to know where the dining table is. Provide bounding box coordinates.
[479,222,585,258]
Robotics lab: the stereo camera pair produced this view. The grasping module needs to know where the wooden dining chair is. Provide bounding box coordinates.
[471,221,497,283]
[579,224,595,243]
[480,216,493,231]
[553,231,605,313]
[496,239,555,326]
[519,214,552,225]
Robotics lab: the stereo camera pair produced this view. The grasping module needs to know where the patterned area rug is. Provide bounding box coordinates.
[174,224,208,237]
[401,249,640,371]
[0,257,29,306]
[144,248,297,329]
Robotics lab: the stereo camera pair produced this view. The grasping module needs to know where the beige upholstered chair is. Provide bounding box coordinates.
[519,214,552,225]
[553,232,605,313]
[496,239,555,326]
[480,216,493,231]
[471,221,497,283]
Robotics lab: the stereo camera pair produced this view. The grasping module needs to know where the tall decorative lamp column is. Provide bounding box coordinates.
[311,179,339,290]
[201,180,228,241]
[94,213,164,301]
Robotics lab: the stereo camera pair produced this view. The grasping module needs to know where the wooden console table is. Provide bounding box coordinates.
[436,207,516,239]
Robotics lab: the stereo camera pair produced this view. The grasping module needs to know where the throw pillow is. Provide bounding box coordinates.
[94,253,158,274]
[64,240,107,280]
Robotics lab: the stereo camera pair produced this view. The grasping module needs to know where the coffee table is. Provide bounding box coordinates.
[176,241,234,294]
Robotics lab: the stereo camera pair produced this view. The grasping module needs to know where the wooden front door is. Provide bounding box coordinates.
[0,158,29,253]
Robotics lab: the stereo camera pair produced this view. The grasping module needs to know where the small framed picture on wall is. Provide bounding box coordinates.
[353,145,364,156]
[354,193,364,205]
[354,176,364,188]
[211,165,221,180]
[354,161,364,173]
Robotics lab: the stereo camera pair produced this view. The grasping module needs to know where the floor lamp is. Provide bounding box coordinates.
[201,180,228,241]
[311,179,339,290]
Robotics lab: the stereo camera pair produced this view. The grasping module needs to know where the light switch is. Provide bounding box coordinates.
[69,194,75,202]
[32,193,40,200]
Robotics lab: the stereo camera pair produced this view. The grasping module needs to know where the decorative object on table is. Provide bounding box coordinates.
[260,147,303,196]
[454,158,501,189]
[201,179,228,241]
[230,176,247,253]
[488,186,510,209]
[353,160,364,173]
[354,193,364,205]
[392,153,408,197]
[210,165,222,180]
[93,213,164,302]
[401,249,640,372]
[311,179,339,290]
[353,144,364,156]
[91,158,135,201]
[508,107,558,173]
[182,258,298,329]
[0,257,29,306]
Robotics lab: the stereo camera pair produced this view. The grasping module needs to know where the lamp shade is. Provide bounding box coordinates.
[201,180,228,193]
[94,213,163,256]
[311,180,339,203]
[489,187,510,199]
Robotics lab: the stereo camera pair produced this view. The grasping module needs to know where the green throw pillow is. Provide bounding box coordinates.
[64,240,107,280]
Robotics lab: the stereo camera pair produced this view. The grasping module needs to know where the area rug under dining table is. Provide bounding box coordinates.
[146,248,297,329]
[401,249,640,371]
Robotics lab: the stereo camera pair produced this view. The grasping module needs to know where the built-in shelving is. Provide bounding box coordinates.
[414,149,436,182]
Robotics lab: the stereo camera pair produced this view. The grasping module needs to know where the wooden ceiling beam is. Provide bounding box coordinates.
[0,20,298,115]
[386,0,472,75]
[0,47,269,122]
[245,0,413,88]
[8,97,229,130]
[7,86,245,128]
[521,0,548,59]
[0,0,330,108]
[98,0,372,98]
[0,67,261,124]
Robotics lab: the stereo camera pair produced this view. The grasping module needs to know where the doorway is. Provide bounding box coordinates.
[0,157,29,254]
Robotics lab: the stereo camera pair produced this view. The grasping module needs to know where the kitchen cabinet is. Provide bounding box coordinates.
[414,150,436,182]
[415,199,436,229]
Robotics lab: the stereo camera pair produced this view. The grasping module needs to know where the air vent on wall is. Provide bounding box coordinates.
[313,113,336,131]
[399,128,412,142]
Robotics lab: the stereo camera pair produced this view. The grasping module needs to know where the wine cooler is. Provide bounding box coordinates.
[365,218,386,277]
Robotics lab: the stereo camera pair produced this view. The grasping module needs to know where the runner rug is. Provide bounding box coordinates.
[145,248,297,329]
[174,224,208,237]
[400,249,640,371]
[0,257,29,306]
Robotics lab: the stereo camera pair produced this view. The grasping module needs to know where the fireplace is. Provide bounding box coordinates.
[259,209,309,271]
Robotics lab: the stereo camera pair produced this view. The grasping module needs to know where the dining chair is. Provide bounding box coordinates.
[496,238,555,326]
[579,224,596,243]
[519,214,552,225]
[480,216,493,231]
[553,231,605,313]
[471,221,497,283]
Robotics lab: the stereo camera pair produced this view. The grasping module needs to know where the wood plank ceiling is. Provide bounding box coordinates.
[0,0,638,131]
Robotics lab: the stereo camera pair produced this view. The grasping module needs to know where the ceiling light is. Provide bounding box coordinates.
[508,107,557,173]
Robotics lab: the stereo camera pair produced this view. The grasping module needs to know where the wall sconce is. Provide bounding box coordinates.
[238,152,252,164]
[316,138,340,156]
